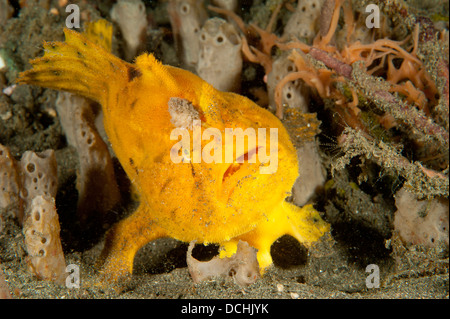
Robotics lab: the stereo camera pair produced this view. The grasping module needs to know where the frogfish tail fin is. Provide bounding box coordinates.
[17,24,128,104]
[83,19,113,52]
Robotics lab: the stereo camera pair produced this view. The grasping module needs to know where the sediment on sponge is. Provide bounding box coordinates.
[0,144,67,284]
[23,195,66,284]
[186,240,260,287]
[394,186,449,247]
[55,91,121,225]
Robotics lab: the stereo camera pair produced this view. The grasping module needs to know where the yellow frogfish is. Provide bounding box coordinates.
[18,21,330,283]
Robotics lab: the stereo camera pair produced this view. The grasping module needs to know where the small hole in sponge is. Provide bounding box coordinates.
[180,4,189,14]
[27,163,36,173]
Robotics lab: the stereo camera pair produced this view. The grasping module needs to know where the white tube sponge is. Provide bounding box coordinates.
[394,187,449,247]
[0,145,59,225]
[0,144,22,221]
[56,92,120,224]
[196,17,243,92]
[168,0,208,69]
[187,240,260,287]
[23,195,66,284]
[292,141,326,206]
[19,149,58,207]
[0,146,65,284]
[283,0,324,43]
[266,51,309,113]
[111,0,148,61]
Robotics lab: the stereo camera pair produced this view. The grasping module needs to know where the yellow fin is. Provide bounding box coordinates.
[18,28,129,104]
[83,19,113,52]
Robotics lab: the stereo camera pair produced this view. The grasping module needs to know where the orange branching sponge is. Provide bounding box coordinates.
[274,49,354,118]
[209,3,282,75]
[224,0,440,129]
[209,0,447,198]
[18,25,330,283]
